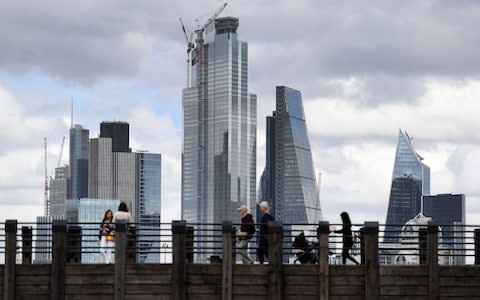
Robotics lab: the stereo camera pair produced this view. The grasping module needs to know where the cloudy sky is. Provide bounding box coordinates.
[1,0,479,225]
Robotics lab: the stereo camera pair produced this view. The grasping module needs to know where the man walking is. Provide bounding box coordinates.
[237,205,255,264]
[257,201,274,264]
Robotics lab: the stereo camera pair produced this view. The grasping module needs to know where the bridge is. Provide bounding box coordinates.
[1,220,480,299]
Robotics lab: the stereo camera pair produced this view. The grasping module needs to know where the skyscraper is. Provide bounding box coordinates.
[385,130,430,241]
[69,124,89,200]
[182,17,257,225]
[49,165,69,217]
[89,136,137,219]
[100,121,130,153]
[136,152,162,263]
[88,122,162,227]
[259,86,322,224]
[423,193,466,264]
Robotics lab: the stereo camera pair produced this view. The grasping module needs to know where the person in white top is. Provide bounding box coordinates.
[113,202,132,223]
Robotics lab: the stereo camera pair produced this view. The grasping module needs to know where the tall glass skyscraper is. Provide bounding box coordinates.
[69,124,89,200]
[136,152,162,263]
[182,17,257,226]
[259,86,322,224]
[384,129,430,241]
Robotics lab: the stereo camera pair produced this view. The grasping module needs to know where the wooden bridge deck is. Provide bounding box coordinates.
[2,264,480,299]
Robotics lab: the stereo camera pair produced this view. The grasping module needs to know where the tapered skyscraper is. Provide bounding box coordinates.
[259,86,322,224]
[384,129,430,241]
[182,17,256,225]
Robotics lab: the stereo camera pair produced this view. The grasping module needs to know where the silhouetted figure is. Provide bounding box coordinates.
[257,201,274,264]
[334,212,360,265]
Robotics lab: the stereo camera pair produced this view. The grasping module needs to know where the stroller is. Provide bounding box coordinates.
[292,232,318,264]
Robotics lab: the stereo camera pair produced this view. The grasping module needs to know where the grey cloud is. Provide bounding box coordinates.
[2,0,480,106]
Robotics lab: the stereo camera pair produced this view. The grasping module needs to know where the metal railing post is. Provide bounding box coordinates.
[186,226,194,263]
[21,226,32,265]
[127,225,137,264]
[66,225,82,264]
[114,222,127,300]
[419,228,428,264]
[172,220,186,300]
[427,223,439,300]
[267,221,283,300]
[222,221,233,300]
[475,229,480,265]
[364,222,379,300]
[317,221,330,300]
[4,220,17,300]
[51,219,67,300]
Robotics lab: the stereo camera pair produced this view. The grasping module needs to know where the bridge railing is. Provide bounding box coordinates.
[0,220,479,266]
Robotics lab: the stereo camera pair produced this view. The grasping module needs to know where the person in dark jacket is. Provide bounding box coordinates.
[334,212,360,265]
[237,205,255,264]
[257,201,274,264]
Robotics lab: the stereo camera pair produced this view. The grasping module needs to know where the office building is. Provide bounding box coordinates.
[100,121,130,152]
[88,136,137,219]
[69,125,89,200]
[259,86,322,224]
[66,198,120,263]
[423,193,466,264]
[49,165,69,217]
[384,130,430,242]
[182,17,257,226]
[136,152,162,263]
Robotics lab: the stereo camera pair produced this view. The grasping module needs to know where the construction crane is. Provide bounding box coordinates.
[44,137,49,216]
[179,2,228,77]
[57,136,65,168]
[179,17,195,87]
[197,2,228,32]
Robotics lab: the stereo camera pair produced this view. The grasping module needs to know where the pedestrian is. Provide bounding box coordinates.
[113,202,132,223]
[237,205,255,264]
[334,212,360,265]
[100,209,114,264]
[257,201,274,264]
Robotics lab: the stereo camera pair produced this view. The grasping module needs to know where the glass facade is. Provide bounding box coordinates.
[385,130,430,241]
[259,86,322,224]
[423,194,466,264]
[100,121,130,153]
[49,165,69,217]
[136,153,162,263]
[69,125,89,200]
[67,198,120,264]
[182,17,256,225]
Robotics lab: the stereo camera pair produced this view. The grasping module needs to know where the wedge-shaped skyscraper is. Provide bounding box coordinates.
[384,129,430,241]
[259,86,322,224]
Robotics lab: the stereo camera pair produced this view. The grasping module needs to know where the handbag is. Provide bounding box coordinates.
[106,234,115,242]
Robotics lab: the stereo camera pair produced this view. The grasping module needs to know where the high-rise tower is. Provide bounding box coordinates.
[259,86,322,224]
[69,124,89,200]
[182,17,257,226]
[384,129,430,241]
[100,121,130,153]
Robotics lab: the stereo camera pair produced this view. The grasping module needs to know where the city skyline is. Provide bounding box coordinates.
[1,1,480,225]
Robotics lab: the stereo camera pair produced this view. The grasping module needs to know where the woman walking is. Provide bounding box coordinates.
[334,212,360,265]
[100,209,115,264]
